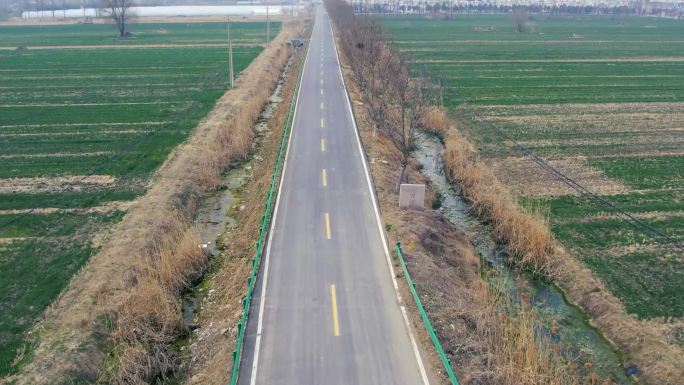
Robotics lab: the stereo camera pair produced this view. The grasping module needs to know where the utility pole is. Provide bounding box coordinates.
[228,20,234,89]
[438,74,444,107]
[266,1,270,45]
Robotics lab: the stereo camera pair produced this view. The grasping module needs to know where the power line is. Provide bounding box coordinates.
[438,79,684,252]
[456,102,684,253]
[228,20,234,89]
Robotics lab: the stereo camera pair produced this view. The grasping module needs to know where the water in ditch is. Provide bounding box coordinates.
[414,132,634,384]
[180,54,293,327]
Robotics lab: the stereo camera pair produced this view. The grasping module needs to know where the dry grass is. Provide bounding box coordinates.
[442,132,557,276]
[6,19,305,385]
[420,107,450,136]
[473,279,600,385]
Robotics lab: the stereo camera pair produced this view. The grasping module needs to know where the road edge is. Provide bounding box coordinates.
[327,12,432,385]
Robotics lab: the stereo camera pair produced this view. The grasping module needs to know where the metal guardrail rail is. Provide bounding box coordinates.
[228,40,309,385]
[396,242,461,385]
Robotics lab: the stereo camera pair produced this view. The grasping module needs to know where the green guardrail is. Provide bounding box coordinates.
[396,243,461,385]
[229,40,310,385]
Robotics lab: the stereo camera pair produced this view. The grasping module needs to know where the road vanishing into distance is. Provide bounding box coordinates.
[237,5,430,385]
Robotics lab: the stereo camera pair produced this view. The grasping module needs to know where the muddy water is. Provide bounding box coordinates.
[180,165,249,324]
[414,132,634,384]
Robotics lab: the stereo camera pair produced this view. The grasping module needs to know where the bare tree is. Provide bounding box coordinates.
[386,54,437,191]
[327,0,440,191]
[512,9,530,32]
[358,18,384,111]
[101,0,134,37]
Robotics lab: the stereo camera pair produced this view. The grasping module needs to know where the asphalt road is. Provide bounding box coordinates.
[237,6,430,385]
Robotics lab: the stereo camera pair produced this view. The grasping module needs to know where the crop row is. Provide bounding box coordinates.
[0,21,268,374]
[0,21,280,47]
[383,15,684,42]
[381,14,684,319]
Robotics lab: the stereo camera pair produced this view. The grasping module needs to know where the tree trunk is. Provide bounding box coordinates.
[395,160,407,193]
[118,17,125,37]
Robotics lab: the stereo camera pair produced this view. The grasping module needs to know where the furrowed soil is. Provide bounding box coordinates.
[0,18,301,383]
[381,13,684,384]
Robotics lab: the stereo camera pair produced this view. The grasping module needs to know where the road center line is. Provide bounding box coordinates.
[328,15,431,385]
[321,138,325,152]
[320,117,324,128]
[330,284,340,337]
[320,101,324,110]
[324,212,331,240]
[322,168,328,187]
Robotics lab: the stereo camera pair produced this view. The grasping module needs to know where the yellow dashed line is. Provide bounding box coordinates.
[330,284,340,336]
[324,212,331,240]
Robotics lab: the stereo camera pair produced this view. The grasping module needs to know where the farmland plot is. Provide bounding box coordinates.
[0,21,277,374]
[382,16,684,323]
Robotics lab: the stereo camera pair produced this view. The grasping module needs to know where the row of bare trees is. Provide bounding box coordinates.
[325,0,441,190]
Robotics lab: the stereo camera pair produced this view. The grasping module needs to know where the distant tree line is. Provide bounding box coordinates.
[326,0,442,190]
[2,0,238,18]
[352,1,640,16]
